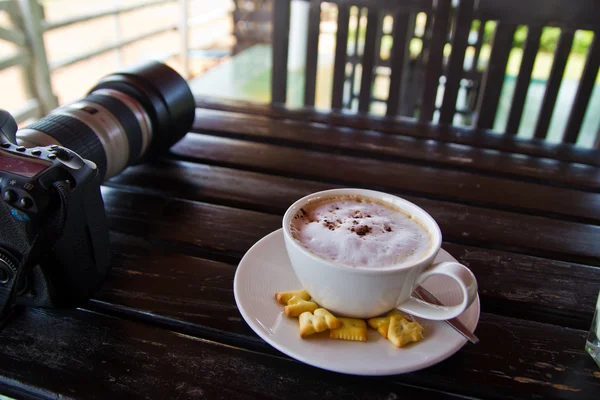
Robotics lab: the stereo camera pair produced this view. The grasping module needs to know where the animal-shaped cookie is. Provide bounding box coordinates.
[299,308,342,338]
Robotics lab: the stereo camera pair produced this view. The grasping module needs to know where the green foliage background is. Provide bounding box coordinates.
[477,21,593,55]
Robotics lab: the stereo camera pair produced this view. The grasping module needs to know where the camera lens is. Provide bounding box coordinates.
[16,61,195,180]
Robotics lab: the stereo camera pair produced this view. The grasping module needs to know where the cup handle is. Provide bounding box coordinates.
[396,261,478,320]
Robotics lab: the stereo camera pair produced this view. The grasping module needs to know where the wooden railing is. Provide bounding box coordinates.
[271,0,600,148]
[0,0,56,122]
[0,0,232,123]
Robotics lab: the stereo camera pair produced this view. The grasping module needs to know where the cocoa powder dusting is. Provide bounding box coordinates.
[355,225,371,236]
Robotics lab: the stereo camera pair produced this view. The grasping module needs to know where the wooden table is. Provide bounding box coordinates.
[1,100,599,399]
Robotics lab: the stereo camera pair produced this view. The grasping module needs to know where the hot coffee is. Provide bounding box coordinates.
[290,195,432,268]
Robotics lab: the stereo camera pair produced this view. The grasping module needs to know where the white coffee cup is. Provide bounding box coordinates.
[282,188,478,320]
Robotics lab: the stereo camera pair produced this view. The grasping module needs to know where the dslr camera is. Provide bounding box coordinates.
[0,62,195,321]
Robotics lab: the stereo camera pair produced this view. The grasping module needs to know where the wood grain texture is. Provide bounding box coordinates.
[83,238,600,400]
[98,225,599,334]
[1,306,597,399]
[170,133,600,226]
[105,160,600,327]
[195,96,600,167]
[4,96,600,399]
[101,186,279,257]
[192,108,600,191]
[0,308,466,400]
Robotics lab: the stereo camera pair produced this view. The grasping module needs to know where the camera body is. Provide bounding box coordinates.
[0,122,109,310]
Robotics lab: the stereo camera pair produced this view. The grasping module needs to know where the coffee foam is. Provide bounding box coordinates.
[290,195,432,268]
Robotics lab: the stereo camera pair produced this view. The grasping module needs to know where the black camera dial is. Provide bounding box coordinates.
[0,251,16,285]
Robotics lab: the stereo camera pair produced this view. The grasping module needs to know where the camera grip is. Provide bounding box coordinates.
[50,177,110,307]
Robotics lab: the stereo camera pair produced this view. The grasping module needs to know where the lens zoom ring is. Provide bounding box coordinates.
[85,93,143,165]
[26,114,107,178]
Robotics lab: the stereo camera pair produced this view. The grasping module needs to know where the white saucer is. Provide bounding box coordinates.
[234,229,480,376]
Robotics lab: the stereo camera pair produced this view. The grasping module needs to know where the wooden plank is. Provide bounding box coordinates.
[533,30,575,139]
[192,108,600,191]
[50,24,178,71]
[100,227,600,331]
[0,308,463,399]
[475,0,600,31]
[419,0,451,121]
[42,0,175,31]
[106,161,600,328]
[331,4,350,109]
[195,97,600,167]
[192,110,600,199]
[303,0,321,107]
[439,0,474,124]
[271,0,291,105]
[87,303,600,399]
[443,243,600,329]
[2,307,598,400]
[563,32,600,144]
[0,51,28,70]
[386,11,411,117]
[358,9,379,113]
[3,167,588,398]
[475,23,516,130]
[166,136,600,262]
[16,0,58,113]
[505,26,542,135]
[0,27,26,46]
